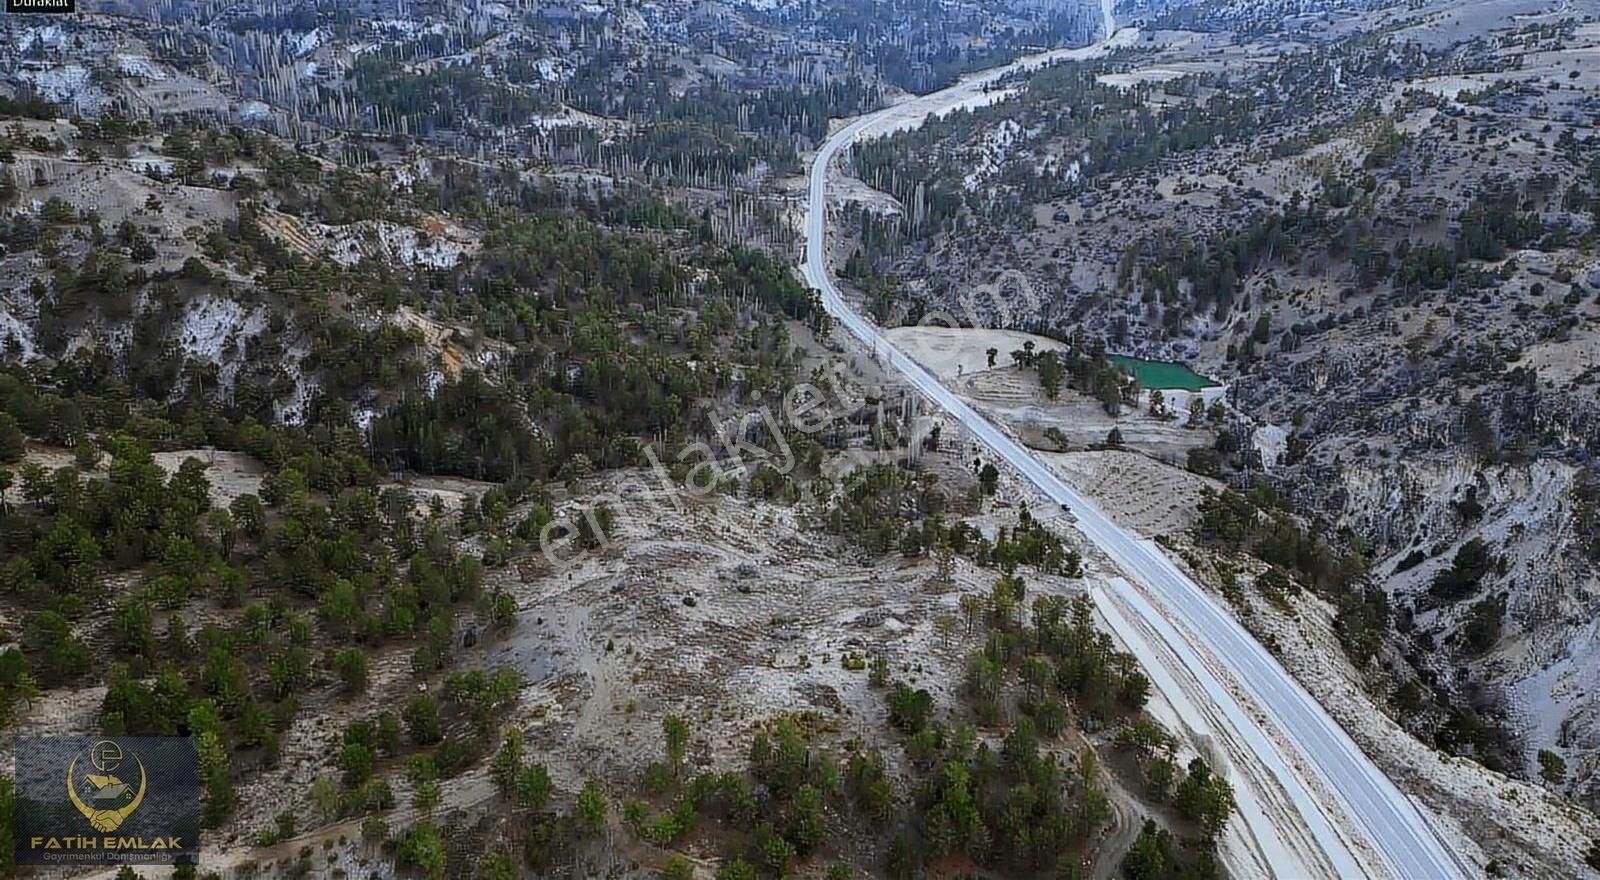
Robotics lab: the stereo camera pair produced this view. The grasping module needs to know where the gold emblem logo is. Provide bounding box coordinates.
[66,740,147,833]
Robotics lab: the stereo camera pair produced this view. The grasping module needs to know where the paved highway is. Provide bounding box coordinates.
[799,53,1468,880]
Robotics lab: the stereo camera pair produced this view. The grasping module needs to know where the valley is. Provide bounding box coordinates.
[0,0,1597,878]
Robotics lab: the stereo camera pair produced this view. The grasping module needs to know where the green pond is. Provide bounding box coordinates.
[1108,355,1218,391]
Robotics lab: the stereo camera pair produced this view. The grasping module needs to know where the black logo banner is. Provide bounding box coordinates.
[5,0,76,12]
[14,737,199,866]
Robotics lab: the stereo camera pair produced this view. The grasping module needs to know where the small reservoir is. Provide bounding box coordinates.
[1109,355,1218,391]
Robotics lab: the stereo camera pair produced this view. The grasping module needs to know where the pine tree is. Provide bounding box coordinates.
[0,775,14,878]
[490,728,523,801]
[789,784,825,854]
[197,729,234,827]
[333,648,368,695]
[0,414,23,463]
[404,693,442,744]
[517,763,551,812]
[576,777,607,835]
[663,715,690,777]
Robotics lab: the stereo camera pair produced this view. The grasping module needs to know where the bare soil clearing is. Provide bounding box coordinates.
[885,325,1218,463]
[1041,449,1222,538]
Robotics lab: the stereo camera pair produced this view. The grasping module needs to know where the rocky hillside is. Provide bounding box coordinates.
[835,0,1600,809]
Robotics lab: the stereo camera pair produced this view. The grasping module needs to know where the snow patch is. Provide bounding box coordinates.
[14,65,108,113]
[114,55,167,81]
[129,156,174,176]
[351,405,380,432]
[175,296,262,362]
[291,28,324,58]
[14,24,63,53]
[0,306,37,359]
[1508,617,1600,785]
[961,119,1022,192]
[373,19,452,38]
[1252,424,1289,470]
[274,338,317,425]
[318,220,475,270]
[526,106,624,133]
[535,57,572,82]
[237,101,273,121]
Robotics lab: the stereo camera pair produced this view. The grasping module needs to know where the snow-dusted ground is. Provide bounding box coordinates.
[291,27,323,58]
[0,304,36,359]
[1511,616,1600,787]
[319,220,477,270]
[528,105,628,134]
[962,119,1025,192]
[13,23,64,53]
[828,30,1140,145]
[175,295,271,389]
[128,156,174,176]
[176,296,257,362]
[258,209,482,270]
[114,54,166,80]
[275,336,319,425]
[1347,456,1600,805]
[1251,424,1289,470]
[1405,74,1496,99]
[14,64,109,114]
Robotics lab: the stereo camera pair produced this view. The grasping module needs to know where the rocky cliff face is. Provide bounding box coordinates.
[1330,456,1600,805]
[1005,0,1112,44]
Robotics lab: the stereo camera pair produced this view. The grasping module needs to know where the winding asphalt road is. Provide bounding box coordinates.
[799,51,1468,880]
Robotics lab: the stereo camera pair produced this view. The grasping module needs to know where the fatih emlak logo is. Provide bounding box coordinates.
[66,740,148,833]
[13,734,198,866]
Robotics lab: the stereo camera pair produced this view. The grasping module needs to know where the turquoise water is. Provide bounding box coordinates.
[1108,355,1218,391]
